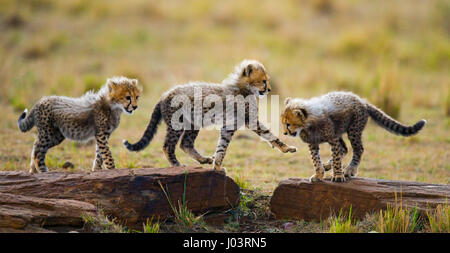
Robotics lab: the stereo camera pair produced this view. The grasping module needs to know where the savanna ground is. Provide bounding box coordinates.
[0,0,449,233]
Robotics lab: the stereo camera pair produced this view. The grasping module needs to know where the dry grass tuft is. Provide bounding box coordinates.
[376,195,419,233]
[81,209,127,233]
[426,202,450,233]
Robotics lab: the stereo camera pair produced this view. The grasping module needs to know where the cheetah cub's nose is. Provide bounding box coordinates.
[133,106,138,110]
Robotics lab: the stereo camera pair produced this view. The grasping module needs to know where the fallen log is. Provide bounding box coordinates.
[0,167,240,230]
[0,192,96,232]
[270,177,450,221]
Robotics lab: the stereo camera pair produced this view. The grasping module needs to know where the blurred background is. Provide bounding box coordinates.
[0,0,448,190]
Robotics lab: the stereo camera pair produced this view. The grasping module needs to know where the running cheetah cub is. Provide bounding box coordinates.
[281,91,426,182]
[18,76,142,173]
[124,60,296,171]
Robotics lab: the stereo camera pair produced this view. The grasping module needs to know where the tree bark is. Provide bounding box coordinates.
[0,167,240,230]
[0,192,96,232]
[270,177,450,221]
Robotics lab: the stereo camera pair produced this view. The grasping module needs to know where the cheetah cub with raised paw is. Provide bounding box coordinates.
[281,91,426,183]
[124,60,296,172]
[18,76,142,173]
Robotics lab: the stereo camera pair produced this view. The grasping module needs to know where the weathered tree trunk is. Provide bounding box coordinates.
[270,177,450,221]
[0,167,240,231]
[0,192,96,232]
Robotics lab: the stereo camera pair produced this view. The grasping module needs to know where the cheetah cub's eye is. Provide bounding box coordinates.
[136,96,139,100]
[126,96,131,100]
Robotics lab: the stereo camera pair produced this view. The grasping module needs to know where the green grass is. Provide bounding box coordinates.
[142,216,160,233]
[232,168,252,190]
[158,170,206,231]
[328,206,361,233]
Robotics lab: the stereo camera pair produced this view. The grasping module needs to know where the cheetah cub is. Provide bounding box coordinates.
[124,60,296,171]
[18,76,142,173]
[281,91,426,182]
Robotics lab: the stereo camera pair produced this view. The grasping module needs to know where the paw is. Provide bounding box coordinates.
[213,162,227,174]
[282,145,297,153]
[213,166,227,175]
[216,168,227,175]
[29,164,38,174]
[92,161,103,172]
[199,157,214,165]
[38,166,49,173]
[323,162,332,171]
[91,166,102,172]
[344,166,358,178]
[309,173,324,182]
[170,162,185,168]
[331,174,347,183]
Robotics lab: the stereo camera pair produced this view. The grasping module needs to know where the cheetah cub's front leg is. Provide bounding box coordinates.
[212,129,236,174]
[308,144,324,182]
[92,144,104,171]
[271,139,297,153]
[93,132,115,171]
[329,139,346,182]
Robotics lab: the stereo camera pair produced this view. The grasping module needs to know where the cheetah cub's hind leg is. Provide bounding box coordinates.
[180,130,214,165]
[31,128,65,173]
[308,144,325,182]
[329,138,346,182]
[324,137,348,171]
[162,127,185,167]
[344,130,364,178]
[29,144,38,173]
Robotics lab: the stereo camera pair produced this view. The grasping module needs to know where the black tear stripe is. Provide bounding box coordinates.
[126,100,131,111]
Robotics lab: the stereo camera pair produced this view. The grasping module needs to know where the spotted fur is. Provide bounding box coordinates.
[18,76,142,173]
[124,60,296,171]
[281,91,426,182]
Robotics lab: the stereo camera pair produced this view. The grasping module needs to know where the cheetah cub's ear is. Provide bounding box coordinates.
[284,97,292,105]
[107,78,118,92]
[294,108,308,121]
[131,79,143,92]
[242,64,254,77]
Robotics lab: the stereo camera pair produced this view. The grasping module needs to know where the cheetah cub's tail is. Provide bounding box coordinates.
[18,108,35,132]
[123,101,163,151]
[366,103,426,137]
